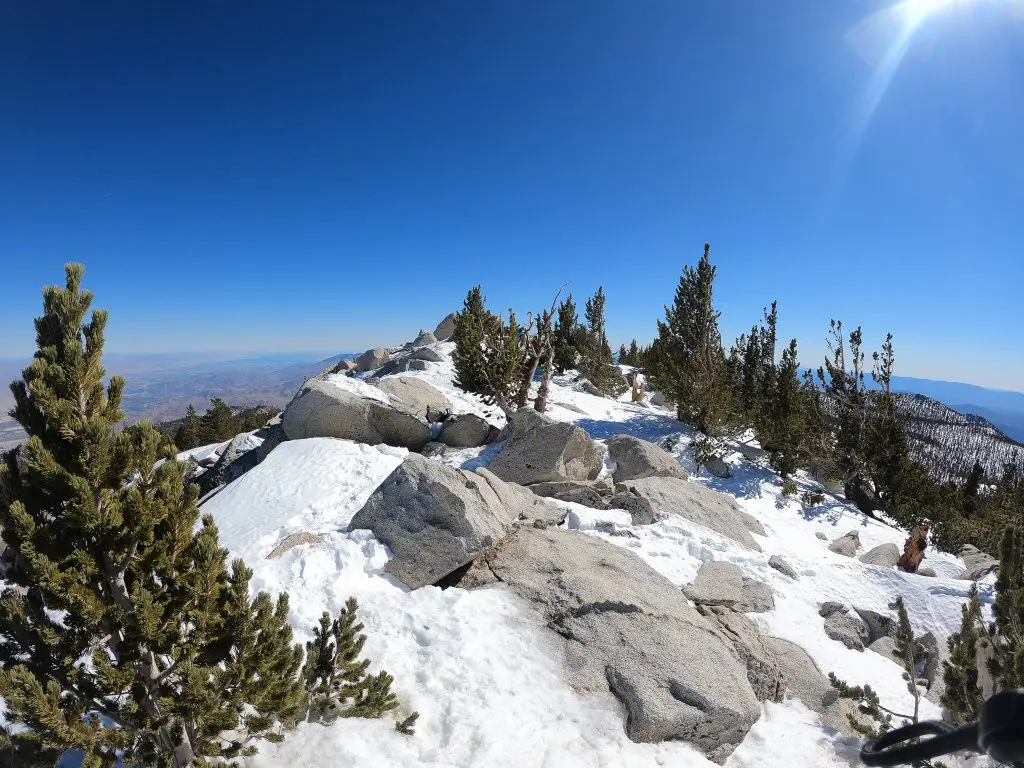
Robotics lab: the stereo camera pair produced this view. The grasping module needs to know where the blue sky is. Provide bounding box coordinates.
[1,1,1022,390]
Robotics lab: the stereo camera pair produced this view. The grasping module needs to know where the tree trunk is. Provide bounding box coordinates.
[514,352,540,410]
[535,348,555,413]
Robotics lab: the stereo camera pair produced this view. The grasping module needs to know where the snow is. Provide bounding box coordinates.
[322,372,392,403]
[194,351,987,767]
[16,341,993,768]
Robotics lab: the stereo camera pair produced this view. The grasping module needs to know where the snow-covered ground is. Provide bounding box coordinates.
[196,344,990,768]
[4,342,990,767]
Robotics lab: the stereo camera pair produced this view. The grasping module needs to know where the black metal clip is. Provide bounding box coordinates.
[861,690,1024,765]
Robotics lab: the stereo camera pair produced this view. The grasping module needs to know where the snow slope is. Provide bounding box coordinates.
[189,347,991,768]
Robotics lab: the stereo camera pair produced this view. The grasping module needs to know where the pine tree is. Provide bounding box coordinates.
[577,287,626,397]
[963,460,985,516]
[626,338,641,367]
[941,586,985,726]
[198,397,236,444]
[552,295,581,373]
[989,525,1024,689]
[452,285,516,414]
[761,339,808,477]
[174,404,202,450]
[647,243,731,435]
[301,598,405,725]
[0,265,309,767]
[617,344,628,364]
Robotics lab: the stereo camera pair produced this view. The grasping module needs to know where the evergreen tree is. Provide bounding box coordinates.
[301,598,404,725]
[941,586,985,726]
[626,338,641,367]
[963,460,985,516]
[174,404,202,450]
[0,265,309,767]
[647,243,731,435]
[989,525,1024,689]
[577,287,626,396]
[198,398,235,445]
[617,344,628,364]
[816,320,870,485]
[552,295,581,373]
[453,285,513,411]
[761,339,808,477]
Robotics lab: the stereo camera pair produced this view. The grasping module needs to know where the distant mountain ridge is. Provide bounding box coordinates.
[894,392,1023,484]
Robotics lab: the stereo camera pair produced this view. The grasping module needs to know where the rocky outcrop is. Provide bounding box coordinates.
[355,347,392,371]
[766,637,860,735]
[376,376,451,422]
[828,530,861,558]
[606,435,688,483]
[859,543,900,568]
[736,578,774,613]
[853,607,896,644]
[433,312,458,341]
[282,378,432,450]
[704,456,732,479]
[528,478,614,510]
[410,329,437,347]
[348,454,559,589]
[684,561,744,607]
[488,409,603,486]
[482,526,760,760]
[768,555,798,579]
[196,433,260,496]
[267,531,327,559]
[958,544,999,581]
[819,603,869,651]
[440,413,497,448]
[698,605,786,703]
[410,347,445,363]
[611,476,762,548]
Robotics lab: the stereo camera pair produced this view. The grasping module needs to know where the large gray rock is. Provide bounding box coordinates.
[483,526,760,759]
[348,454,558,589]
[282,378,432,450]
[766,637,860,735]
[704,456,732,479]
[433,312,458,341]
[698,605,786,703]
[958,544,999,581]
[254,414,286,464]
[528,479,614,510]
[684,561,744,607]
[859,543,900,567]
[410,347,445,363]
[606,435,688,483]
[736,578,775,614]
[650,391,673,408]
[196,433,259,496]
[373,358,413,377]
[822,609,869,651]
[611,476,762,549]
[410,329,437,347]
[488,409,603,486]
[440,413,495,448]
[355,347,392,371]
[768,555,798,579]
[376,376,451,422]
[854,607,896,644]
[917,565,937,578]
[828,530,861,558]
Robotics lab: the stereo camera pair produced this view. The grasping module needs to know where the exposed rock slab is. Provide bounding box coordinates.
[282,378,432,450]
[612,476,762,549]
[433,312,458,341]
[958,544,999,581]
[376,376,451,422]
[355,347,391,371]
[736,577,774,613]
[606,434,688,483]
[768,555,798,579]
[349,454,558,588]
[684,561,744,607]
[483,526,760,760]
[440,413,496,448]
[766,637,860,735]
[488,409,603,486]
[528,478,614,510]
[822,608,869,651]
[698,605,785,702]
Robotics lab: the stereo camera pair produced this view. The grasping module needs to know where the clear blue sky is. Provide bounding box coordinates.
[2,1,1022,389]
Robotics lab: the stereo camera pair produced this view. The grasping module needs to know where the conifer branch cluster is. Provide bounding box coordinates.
[0,265,415,768]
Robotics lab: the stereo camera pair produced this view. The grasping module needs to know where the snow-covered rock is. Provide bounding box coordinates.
[483,525,760,760]
[348,454,559,589]
[859,543,900,567]
[606,434,688,482]
[612,476,762,549]
[488,409,603,485]
[409,347,445,363]
[376,376,451,422]
[282,377,432,450]
[827,530,861,558]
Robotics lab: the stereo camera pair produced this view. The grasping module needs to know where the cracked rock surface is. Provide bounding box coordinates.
[481,525,759,761]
